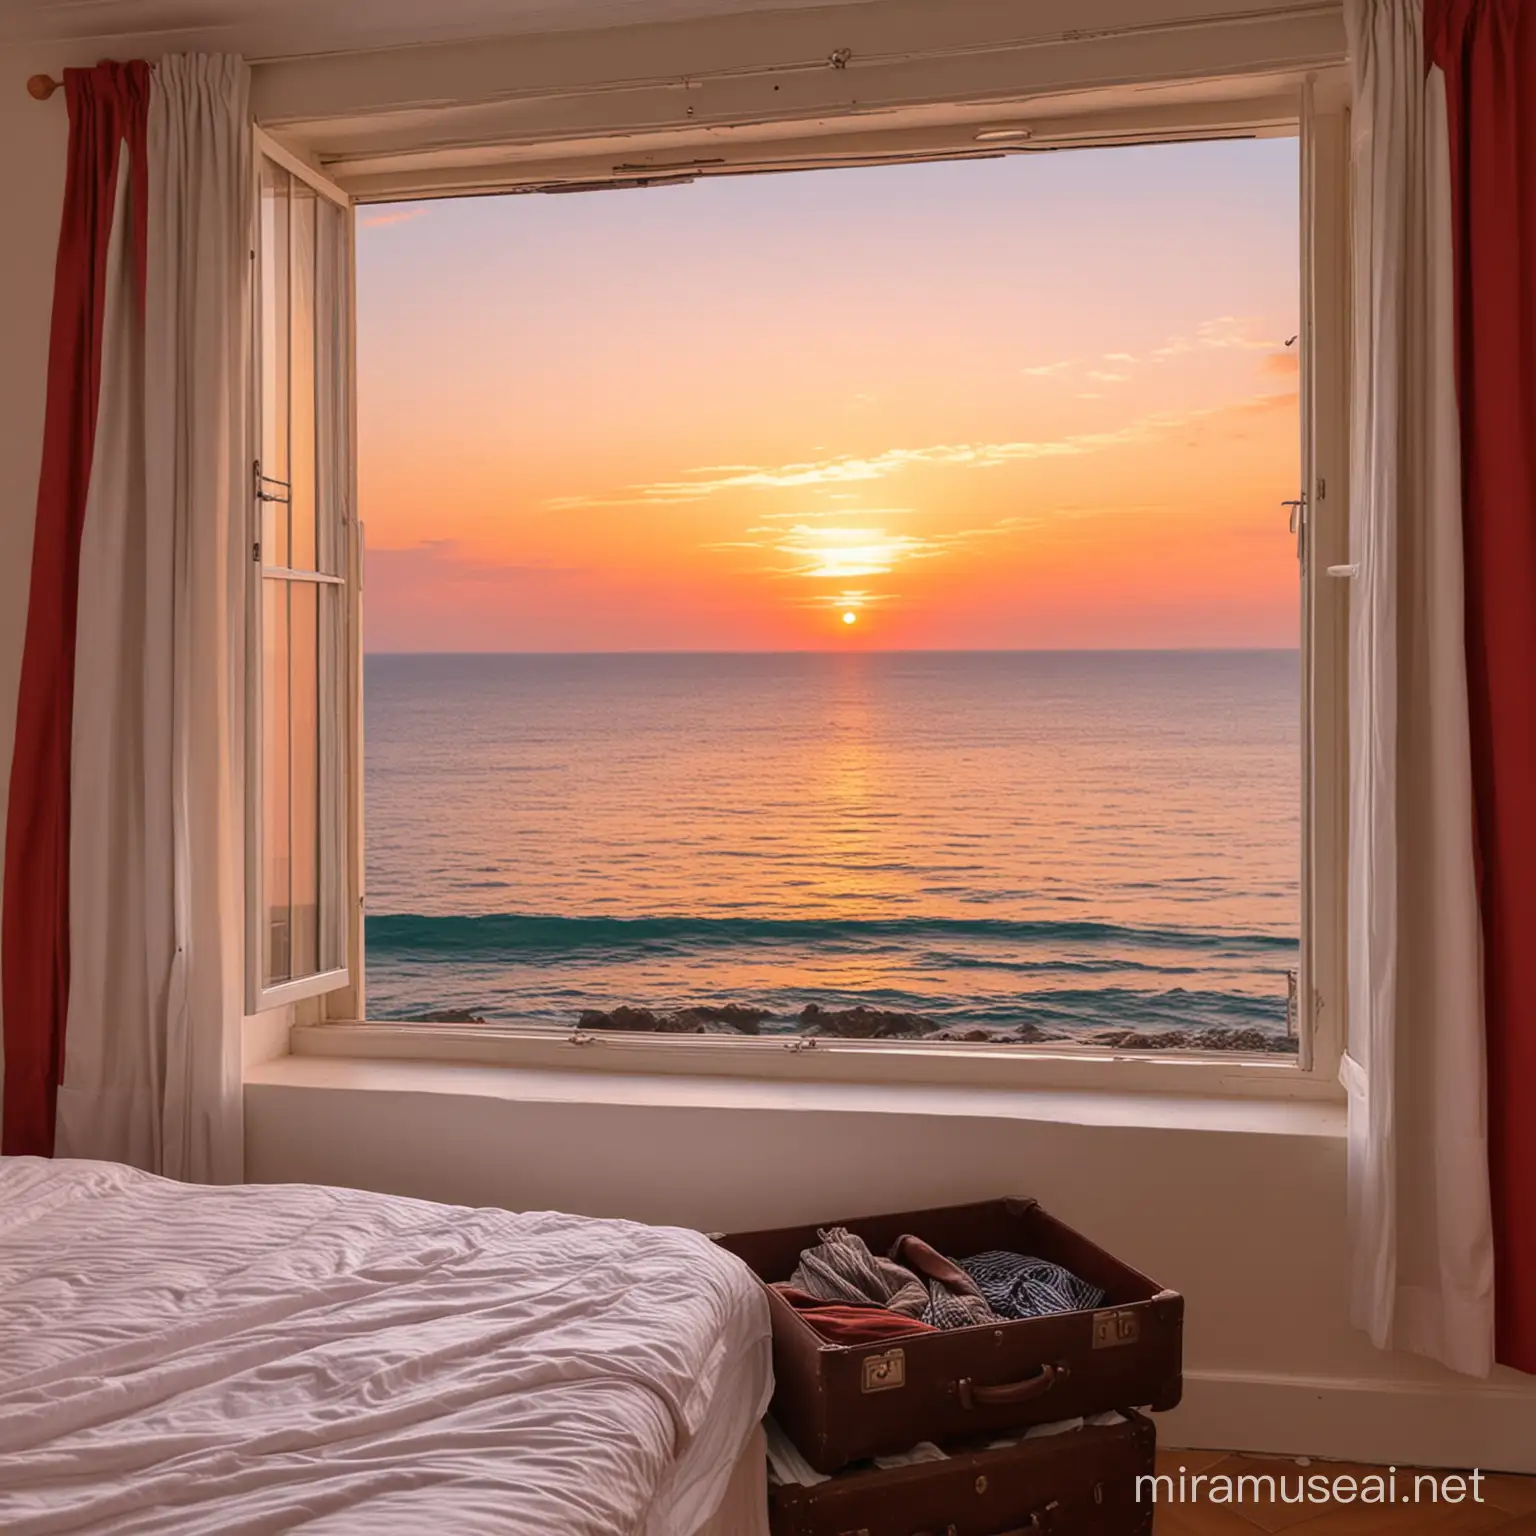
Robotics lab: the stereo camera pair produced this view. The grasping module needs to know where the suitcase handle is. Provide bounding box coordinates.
[955,1361,1068,1409]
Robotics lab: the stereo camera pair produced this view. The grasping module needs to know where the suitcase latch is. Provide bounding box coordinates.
[860,1347,907,1393]
[1091,1308,1141,1348]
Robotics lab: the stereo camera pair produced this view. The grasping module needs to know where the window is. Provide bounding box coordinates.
[254,81,1349,1089]
[340,111,1347,1079]
[247,140,357,1012]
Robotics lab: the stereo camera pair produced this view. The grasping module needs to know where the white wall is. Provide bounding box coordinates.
[245,1060,1536,1474]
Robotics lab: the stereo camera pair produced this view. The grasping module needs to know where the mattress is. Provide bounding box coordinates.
[0,1158,772,1535]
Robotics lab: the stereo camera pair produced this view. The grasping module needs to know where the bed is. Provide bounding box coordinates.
[0,1158,772,1535]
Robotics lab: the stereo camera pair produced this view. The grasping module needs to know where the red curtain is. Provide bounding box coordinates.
[1427,0,1536,1372]
[1,62,149,1156]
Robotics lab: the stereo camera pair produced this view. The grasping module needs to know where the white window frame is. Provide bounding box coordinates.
[293,85,1350,1100]
[1296,87,1350,1088]
[246,128,362,1015]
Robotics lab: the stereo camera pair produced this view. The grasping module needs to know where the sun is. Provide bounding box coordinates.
[841,611,858,626]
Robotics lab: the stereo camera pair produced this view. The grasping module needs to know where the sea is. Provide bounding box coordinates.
[364,651,1300,1043]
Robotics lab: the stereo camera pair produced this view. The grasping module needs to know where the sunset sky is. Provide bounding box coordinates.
[357,137,1300,652]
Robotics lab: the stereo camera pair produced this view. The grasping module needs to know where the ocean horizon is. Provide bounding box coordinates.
[364,649,1300,1047]
[364,645,1301,656]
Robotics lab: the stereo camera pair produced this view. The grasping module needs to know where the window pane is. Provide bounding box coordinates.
[316,199,347,579]
[290,578,321,977]
[289,182,318,573]
[262,577,291,986]
[259,161,290,567]
[319,581,349,974]
[253,154,352,1005]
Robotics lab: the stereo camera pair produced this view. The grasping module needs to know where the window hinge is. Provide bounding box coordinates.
[252,540,261,563]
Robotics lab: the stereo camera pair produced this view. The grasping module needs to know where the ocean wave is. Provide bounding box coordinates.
[364,974,1289,1034]
[366,911,1297,960]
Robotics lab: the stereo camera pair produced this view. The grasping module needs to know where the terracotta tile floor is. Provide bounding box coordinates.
[1153,1453,1536,1536]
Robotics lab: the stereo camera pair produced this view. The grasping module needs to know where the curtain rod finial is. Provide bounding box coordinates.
[27,74,61,101]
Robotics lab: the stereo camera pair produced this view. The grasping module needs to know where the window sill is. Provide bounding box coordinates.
[274,1023,1346,1131]
[291,1020,1344,1099]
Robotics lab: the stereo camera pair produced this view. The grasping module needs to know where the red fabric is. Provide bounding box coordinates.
[1427,0,1536,1372]
[772,1286,940,1345]
[1,61,149,1157]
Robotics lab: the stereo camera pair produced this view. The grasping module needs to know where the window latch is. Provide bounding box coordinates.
[1282,496,1306,563]
[253,459,291,505]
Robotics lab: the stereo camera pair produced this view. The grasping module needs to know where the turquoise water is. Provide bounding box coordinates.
[364,651,1300,1040]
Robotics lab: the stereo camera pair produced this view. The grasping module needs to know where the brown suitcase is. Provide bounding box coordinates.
[719,1198,1182,1473]
[769,1408,1157,1536]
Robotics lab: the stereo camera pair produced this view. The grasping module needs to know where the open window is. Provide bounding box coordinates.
[246,135,359,1013]
[263,77,1349,1093]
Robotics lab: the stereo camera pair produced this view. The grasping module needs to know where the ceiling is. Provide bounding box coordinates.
[0,0,897,59]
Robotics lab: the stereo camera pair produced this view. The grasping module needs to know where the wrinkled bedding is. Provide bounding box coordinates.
[0,1158,770,1535]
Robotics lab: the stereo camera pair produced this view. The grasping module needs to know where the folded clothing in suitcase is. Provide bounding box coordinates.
[769,1407,1157,1536]
[718,1199,1182,1472]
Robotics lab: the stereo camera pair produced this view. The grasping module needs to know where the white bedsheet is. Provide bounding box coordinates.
[0,1158,771,1535]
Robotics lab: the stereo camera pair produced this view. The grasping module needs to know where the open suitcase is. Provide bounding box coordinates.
[719,1198,1182,1473]
[769,1409,1158,1536]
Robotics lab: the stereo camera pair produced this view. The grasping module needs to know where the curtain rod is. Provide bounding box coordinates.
[28,75,62,99]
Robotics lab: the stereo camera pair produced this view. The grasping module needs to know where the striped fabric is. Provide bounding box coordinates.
[789,1227,997,1330]
[960,1252,1105,1319]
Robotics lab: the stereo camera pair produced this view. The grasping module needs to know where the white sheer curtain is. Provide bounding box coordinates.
[1343,0,1494,1376]
[57,55,250,1182]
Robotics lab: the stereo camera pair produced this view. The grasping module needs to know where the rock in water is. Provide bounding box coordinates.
[666,1004,770,1035]
[575,1006,1291,1052]
[925,1022,1067,1044]
[579,1006,660,1032]
[1009,1023,1064,1043]
[800,1003,933,1039]
[1200,1027,1277,1053]
[1086,1026,1289,1053]
[1085,1029,1138,1047]
[577,1003,773,1034]
[1127,1030,1191,1051]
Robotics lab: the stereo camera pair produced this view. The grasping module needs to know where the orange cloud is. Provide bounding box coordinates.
[544,393,1297,515]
